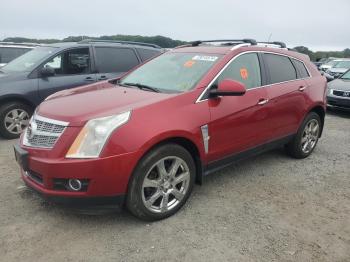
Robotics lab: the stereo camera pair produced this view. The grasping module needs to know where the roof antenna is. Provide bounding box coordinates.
[267,33,272,42]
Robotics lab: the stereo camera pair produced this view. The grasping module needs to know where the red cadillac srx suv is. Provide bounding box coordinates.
[14,39,327,220]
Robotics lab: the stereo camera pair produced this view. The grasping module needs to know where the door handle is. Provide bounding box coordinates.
[84,77,95,82]
[98,75,108,81]
[298,86,307,92]
[257,98,269,106]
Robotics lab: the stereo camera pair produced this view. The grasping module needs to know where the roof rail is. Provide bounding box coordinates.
[0,42,41,47]
[77,39,161,49]
[190,39,257,47]
[257,41,287,48]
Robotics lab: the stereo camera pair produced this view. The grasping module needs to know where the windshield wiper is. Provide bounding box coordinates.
[122,82,160,93]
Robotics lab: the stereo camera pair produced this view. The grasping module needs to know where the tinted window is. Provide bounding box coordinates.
[0,47,31,63]
[264,53,297,84]
[214,53,261,89]
[95,47,139,73]
[137,48,160,61]
[43,48,90,75]
[292,59,309,78]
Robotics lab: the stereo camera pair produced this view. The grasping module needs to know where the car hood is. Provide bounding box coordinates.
[0,71,28,83]
[37,82,175,126]
[328,78,350,91]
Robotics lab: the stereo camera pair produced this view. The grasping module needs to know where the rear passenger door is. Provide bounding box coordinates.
[262,53,309,140]
[93,47,140,81]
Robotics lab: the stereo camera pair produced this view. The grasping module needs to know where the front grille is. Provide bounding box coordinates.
[333,90,350,98]
[35,119,66,134]
[23,114,69,149]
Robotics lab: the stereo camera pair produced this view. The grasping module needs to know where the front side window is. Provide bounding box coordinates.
[42,48,90,75]
[264,53,297,84]
[213,53,262,89]
[120,53,222,92]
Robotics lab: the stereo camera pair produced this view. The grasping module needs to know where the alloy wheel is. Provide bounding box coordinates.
[4,109,30,135]
[141,156,191,213]
[301,119,320,154]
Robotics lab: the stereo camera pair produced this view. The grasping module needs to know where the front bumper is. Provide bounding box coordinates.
[15,144,140,206]
[327,95,350,110]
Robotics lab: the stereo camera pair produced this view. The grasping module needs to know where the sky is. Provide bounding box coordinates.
[1,0,349,51]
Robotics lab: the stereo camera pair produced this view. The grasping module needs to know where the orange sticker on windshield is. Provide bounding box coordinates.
[240,68,248,80]
[184,60,196,68]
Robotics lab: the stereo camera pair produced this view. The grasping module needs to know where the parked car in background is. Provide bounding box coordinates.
[14,39,327,220]
[0,42,40,67]
[319,58,344,72]
[325,59,350,79]
[327,69,350,110]
[0,40,163,138]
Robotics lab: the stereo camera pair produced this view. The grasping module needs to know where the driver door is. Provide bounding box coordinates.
[206,53,270,162]
[38,47,97,100]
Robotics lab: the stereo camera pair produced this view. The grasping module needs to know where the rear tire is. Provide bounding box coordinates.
[126,143,195,221]
[0,102,33,139]
[286,112,321,159]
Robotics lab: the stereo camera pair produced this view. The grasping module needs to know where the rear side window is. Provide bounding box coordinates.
[0,47,31,63]
[264,53,297,84]
[94,47,139,73]
[292,59,310,78]
[213,53,262,90]
[137,48,160,61]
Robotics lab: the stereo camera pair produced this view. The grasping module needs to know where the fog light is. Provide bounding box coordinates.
[68,179,82,191]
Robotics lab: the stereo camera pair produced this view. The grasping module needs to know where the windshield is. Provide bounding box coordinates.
[1,47,58,73]
[333,61,350,69]
[341,70,350,80]
[120,52,222,92]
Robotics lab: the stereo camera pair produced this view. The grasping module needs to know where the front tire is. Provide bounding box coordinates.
[0,102,33,139]
[127,143,195,221]
[286,112,321,159]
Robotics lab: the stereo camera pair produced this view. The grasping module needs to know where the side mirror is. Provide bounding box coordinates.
[40,66,55,78]
[323,72,334,82]
[210,79,246,97]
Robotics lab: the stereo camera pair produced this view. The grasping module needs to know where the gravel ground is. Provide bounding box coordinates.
[0,111,349,262]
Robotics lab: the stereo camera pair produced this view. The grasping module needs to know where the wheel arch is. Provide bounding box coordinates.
[308,105,326,137]
[130,135,204,189]
[0,95,36,110]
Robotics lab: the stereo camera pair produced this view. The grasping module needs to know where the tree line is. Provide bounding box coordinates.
[292,46,350,61]
[3,35,349,61]
[3,35,186,48]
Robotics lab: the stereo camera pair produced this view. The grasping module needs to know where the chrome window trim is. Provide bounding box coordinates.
[230,43,251,50]
[195,50,312,103]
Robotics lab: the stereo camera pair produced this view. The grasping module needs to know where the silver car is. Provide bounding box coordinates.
[327,69,350,110]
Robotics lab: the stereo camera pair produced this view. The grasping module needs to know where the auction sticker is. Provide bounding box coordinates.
[240,68,249,80]
[192,55,218,62]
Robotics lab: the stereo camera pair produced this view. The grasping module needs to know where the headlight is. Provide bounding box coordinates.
[66,111,131,158]
[327,88,333,95]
